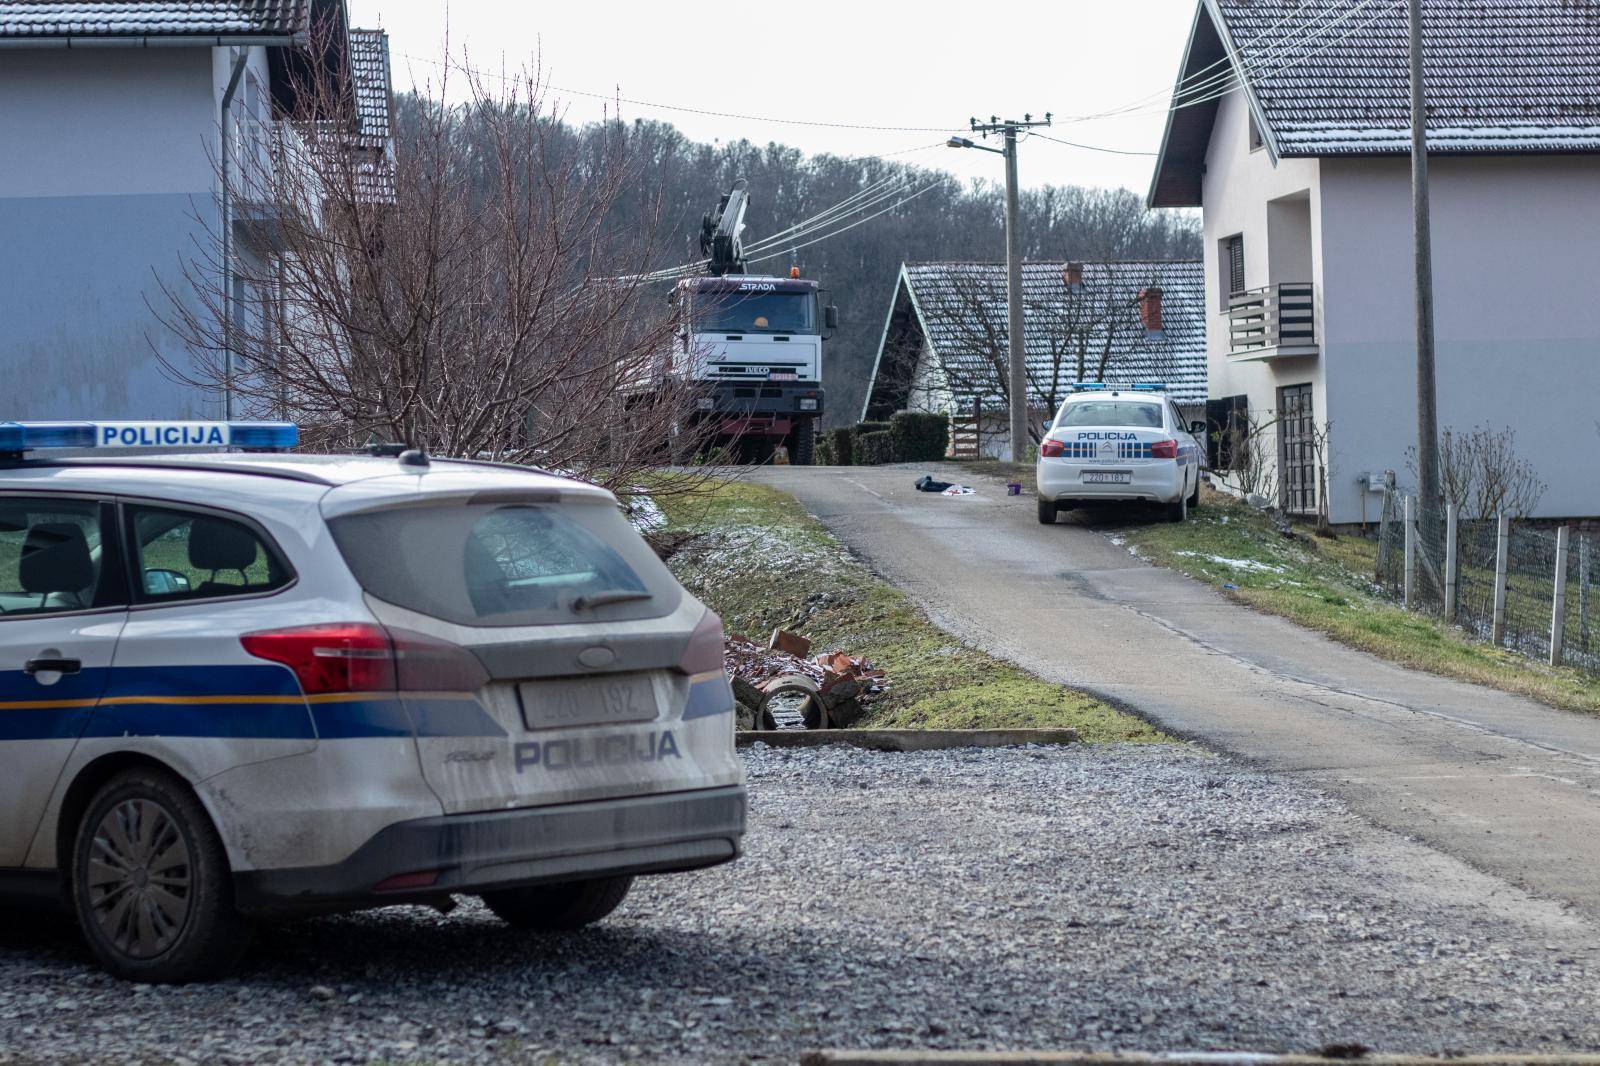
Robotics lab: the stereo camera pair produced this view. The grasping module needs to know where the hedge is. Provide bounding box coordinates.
[854,430,895,465]
[889,411,949,463]
[824,426,855,466]
[854,420,890,437]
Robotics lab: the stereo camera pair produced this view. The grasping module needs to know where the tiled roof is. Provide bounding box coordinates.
[348,27,390,149]
[873,260,1207,412]
[1216,0,1600,155]
[0,1,310,38]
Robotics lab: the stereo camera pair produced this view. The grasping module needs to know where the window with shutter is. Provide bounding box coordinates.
[1220,235,1246,310]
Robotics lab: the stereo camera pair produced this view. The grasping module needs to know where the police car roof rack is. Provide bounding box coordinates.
[0,421,299,463]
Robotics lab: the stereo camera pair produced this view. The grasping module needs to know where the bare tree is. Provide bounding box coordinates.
[156,40,712,496]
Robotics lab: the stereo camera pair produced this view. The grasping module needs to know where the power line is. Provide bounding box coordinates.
[397,51,953,133]
[1027,132,1156,157]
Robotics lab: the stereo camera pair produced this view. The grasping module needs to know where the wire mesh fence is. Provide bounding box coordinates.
[1373,490,1600,673]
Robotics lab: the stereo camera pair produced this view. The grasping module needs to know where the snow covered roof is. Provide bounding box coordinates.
[0,1,312,40]
[1150,0,1600,206]
[348,27,391,150]
[863,260,1208,418]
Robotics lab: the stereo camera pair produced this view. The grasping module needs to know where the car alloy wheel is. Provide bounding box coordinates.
[86,798,194,960]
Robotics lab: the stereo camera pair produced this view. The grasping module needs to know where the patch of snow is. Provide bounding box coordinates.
[1174,551,1285,574]
[623,489,666,534]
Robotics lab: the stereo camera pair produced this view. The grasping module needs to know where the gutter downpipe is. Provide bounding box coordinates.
[219,46,249,421]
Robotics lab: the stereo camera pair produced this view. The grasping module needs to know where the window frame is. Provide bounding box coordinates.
[0,492,129,621]
[1221,233,1246,311]
[116,497,298,611]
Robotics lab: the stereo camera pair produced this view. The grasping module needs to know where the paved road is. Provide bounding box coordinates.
[755,464,1600,918]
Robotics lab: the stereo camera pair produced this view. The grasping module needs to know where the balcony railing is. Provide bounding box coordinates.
[1228,282,1317,357]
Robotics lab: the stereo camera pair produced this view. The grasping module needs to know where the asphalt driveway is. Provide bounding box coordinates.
[755,464,1600,918]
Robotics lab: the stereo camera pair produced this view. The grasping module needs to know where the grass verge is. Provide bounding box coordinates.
[658,479,1166,742]
[1116,486,1600,715]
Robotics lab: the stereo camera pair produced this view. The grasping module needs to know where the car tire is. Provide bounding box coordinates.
[1187,473,1201,510]
[481,876,634,931]
[70,768,254,983]
[1166,491,1189,523]
[1037,497,1059,525]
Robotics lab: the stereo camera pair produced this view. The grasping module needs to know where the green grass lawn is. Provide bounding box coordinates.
[1117,486,1600,716]
[658,479,1166,742]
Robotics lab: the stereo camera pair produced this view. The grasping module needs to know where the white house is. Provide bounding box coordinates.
[862,260,1208,460]
[1150,0,1600,524]
[0,1,393,421]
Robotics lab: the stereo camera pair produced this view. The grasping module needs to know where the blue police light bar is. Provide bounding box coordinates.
[1131,382,1168,392]
[0,421,298,454]
[1070,381,1109,391]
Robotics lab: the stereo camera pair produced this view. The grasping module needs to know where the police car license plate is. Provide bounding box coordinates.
[1083,472,1132,484]
[518,675,659,730]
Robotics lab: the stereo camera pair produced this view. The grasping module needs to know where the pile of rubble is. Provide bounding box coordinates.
[725,629,886,730]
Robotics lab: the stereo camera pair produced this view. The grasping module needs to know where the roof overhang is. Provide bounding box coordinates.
[1147,0,1280,208]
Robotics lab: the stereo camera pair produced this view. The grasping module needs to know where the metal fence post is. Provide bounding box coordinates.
[1403,495,1416,608]
[1551,525,1570,667]
[1491,514,1511,646]
[1444,501,1459,621]
[1581,532,1592,649]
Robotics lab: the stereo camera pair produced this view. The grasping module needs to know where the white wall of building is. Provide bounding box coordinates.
[1199,85,1600,523]
[0,46,271,419]
[1199,89,1325,508]
[1318,153,1600,523]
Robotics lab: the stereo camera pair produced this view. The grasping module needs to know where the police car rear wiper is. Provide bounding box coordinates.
[571,590,652,612]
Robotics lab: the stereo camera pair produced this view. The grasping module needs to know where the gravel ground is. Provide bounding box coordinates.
[4,742,1600,1065]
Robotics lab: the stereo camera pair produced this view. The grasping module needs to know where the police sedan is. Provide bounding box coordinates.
[1036,384,1205,523]
[0,421,745,982]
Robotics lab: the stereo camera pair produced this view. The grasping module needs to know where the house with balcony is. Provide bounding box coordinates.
[0,1,393,421]
[862,259,1207,460]
[1150,0,1600,524]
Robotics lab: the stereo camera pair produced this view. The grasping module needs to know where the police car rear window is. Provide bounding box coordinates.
[1056,402,1163,429]
[328,501,680,628]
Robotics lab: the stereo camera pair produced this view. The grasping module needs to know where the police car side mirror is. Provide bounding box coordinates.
[1189,421,1208,438]
[143,569,191,596]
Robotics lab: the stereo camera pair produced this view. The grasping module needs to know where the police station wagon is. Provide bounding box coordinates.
[0,421,745,982]
[1036,384,1205,524]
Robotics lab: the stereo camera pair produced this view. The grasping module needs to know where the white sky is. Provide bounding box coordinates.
[347,0,1200,194]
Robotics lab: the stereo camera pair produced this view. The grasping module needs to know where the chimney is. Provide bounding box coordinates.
[1138,286,1164,335]
[1062,262,1084,291]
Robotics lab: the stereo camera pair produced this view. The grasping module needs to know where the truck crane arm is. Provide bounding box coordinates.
[698,178,750,276]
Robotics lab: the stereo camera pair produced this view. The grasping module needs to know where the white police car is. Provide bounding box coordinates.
[1036,384,1205,524]
[0,421,744,982]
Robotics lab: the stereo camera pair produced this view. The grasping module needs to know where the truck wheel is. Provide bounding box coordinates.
[789,419,816,466]
[1038,498,1059,525]
[71,768,253,983]
[481,876,634,931]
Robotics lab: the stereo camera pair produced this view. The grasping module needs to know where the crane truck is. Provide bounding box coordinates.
[672,180,838,464]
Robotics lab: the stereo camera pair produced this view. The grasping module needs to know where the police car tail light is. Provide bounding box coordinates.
[678,609,726,675]
[389,627,489,692]
[240,623,398,695]
[1039,439,1067,458]
[1150,439,1179,460]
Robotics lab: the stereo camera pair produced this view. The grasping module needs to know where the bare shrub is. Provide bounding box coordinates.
[1410,425,1546,519]
[155,35,714,499]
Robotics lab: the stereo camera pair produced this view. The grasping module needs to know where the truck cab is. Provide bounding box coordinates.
[674,275,835,463]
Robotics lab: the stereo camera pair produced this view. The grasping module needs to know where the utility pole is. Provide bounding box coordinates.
[951,113,1052,461]
[1409,0,1442,558]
